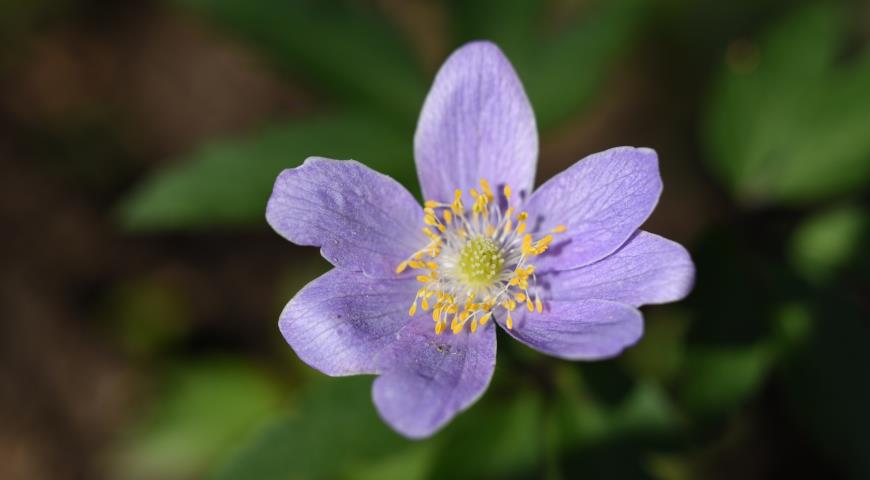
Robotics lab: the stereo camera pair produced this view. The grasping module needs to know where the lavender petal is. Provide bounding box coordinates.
[525,147,662,272]
[279,268,418,376]
[372,318,497,439]
[499,299,643,360]
[266,157,424,278]
[414,41,538,203]
[543,231,695,306]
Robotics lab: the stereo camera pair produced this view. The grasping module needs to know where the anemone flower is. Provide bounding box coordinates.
[266,41,695,439]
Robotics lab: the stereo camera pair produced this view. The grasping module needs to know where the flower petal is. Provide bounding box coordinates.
[499,299,643,360]
[414,41,538,203]
[372,318,497,439]
[279,268,418,376]
[266,157,424,278]
[525,147,662,271]
[543,231,695,306]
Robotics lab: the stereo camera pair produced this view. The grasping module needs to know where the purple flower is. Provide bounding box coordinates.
[266,41,695,439]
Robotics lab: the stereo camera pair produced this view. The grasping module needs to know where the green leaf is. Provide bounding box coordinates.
[677,344,773,416]
[448,0,645,129]
[111,359,283,480]
[523,0,645,129]
[704,4,870,204]
[119,113,416,231]
[174,0,426,121]
[789,205,868,283]
[209,376,414,480]
[784,292,870,478]
[428,392,544,479]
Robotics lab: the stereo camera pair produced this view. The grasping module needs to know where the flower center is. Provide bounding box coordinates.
[457,236,503,288]
[396,179,566,335]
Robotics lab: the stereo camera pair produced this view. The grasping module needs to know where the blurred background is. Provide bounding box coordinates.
[2,0,869,478]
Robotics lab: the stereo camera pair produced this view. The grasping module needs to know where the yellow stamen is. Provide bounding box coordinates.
[480,179,494,200]
[396,181,560,335]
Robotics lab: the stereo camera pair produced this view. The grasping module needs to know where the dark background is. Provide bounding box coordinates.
[2,0,869,479]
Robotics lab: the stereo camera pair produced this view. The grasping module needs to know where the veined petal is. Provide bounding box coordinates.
[414,41,538,203]
[266,157,424,278]
[525,147,662,271]
[544,231,695,306]
[498,299,643,360]
[372,317,497,439]
[279,269,418,376]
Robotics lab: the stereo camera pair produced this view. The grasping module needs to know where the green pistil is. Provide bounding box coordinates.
[458,236,504,288]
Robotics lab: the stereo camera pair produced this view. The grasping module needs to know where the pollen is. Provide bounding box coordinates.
[397,179,567,335]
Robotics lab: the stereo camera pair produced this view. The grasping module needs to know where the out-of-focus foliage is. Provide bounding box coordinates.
[176,0,426,122]
[119,0,646,231]
[789,205,868,283]
[449,0,645,129]
[10,0,866,478]
[209,376,544,480]
[705,4,870,205]
[120,114,414,230]
[112,360,283,480]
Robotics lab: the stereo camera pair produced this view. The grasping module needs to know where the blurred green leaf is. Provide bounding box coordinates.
[113,359,283,480]
[553,366,680,449]
[704,4,870,204]
[428,392,543,479]
[100,277,191,357]
[677,344,773,416]
[789,205,868,283]
[174,0,425,121]
[449,0,645,129]
[551,369,680,480]
[209,376,414,480]
[784,292,870,478]
[119,113,416,231]
[622,308,690,384]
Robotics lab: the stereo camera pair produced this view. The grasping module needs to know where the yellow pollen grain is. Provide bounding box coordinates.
[552,224,567,233]
[395,261,408,274]
[424,200,440,208]
[409,302,417,316]
[535,297,543,313]
[503,185,512,199]
[506,312,513,329]
[416,275,430,283]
